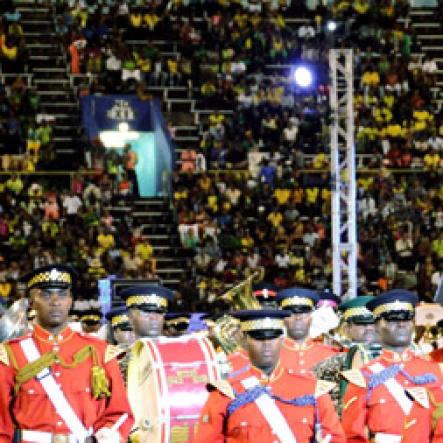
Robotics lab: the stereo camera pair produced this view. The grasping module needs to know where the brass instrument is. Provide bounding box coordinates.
[212,269,264,354]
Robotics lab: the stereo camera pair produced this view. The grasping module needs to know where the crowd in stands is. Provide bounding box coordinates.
[0,0,441,312]
[0,1,53,172]
[0,0,27,74]
[167,0,441,308]
[0,171,157,311]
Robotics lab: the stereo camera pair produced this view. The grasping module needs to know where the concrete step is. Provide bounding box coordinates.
[133,199,168,205]
[27,43,54,49]
[55,148,76,154]
[418,35,443,39]
[132,211,167,217]
[16,7,50,13]
[156,269,185,275]
[53,136,74,142]
[35,91,71,97]
[175,136,199,142]
[34,78,69,84]
[24,32,56,37]
[156,257,187,264]
[40,102,77,108]
[22,19,52,25]
[33,67,66,72]
[412,22,440,27]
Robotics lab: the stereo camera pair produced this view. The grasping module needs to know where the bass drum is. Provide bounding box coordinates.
[127,334,221,443]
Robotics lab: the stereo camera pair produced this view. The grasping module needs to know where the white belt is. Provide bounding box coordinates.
[21,430,81,443]
[368,362,412,416]
[373,432,401,443]
[241,377,298,443]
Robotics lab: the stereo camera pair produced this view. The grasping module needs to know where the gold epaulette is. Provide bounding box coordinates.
[0,343,9,366]
[341,369,366,388]
[207,380,235,399]
[407,387,429,409]
[104,345,125,364]
[315,380,336,398]
[439,363,443,375]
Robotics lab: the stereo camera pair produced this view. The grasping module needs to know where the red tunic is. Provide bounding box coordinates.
[0,324,134,442]
[226,347,250,377]
[280,337,338,374]
[342,348,443,443]
[430,347,443,363]
[194,362,346,443]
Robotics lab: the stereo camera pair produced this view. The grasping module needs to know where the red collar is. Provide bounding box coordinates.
[33,323,74,345]
[249,361,285,385]
[284,337,314,351]
[380,348,414,363]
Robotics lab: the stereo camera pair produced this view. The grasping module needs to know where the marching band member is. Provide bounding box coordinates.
[0,264,134,443]
[276,287,338,374]
[313,295,381,414]
[225,282,280,378]
[118,284,173,383]
[80,308,102,335]
[164,312,191,337]
[342,289,443,443]
[105,304,134,346]
[251,282,279,308]
[194,309,346,443]
[122,284,173,339]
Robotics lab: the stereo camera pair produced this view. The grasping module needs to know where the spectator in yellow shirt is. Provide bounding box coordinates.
[361,68,380,88]
[135,236,157,274]
[274,188,291,205]
[135,237,154,261]
[313,152,328,169]
[424,149,441,171]
[267,209,283,228]
[198,172,212,192]
[96,227,115,251]
[306,187,319,205]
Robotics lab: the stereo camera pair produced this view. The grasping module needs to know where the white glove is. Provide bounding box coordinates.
[95,427,121,443]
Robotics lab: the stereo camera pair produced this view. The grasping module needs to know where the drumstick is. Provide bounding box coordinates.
[111,413,129,432]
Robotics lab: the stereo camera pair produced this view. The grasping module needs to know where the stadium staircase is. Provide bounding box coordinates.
[107,198,188,290]
[16,0,79,169]
[408,8,443,105]
[13,0,189,290]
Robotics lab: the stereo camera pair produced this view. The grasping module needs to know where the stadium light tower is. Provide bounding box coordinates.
[329,49,357,301]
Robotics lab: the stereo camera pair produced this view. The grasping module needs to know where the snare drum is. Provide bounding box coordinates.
[127,334,221,443]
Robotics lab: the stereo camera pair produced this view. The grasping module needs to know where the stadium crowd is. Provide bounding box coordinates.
[0,0,440,311]
[0,170,158,311]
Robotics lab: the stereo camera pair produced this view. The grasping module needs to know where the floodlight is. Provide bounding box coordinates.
[118,122,129,132]
[293,66,313,88]
[326,21,337,32]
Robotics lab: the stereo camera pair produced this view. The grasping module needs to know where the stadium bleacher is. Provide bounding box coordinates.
[0,0,440,311]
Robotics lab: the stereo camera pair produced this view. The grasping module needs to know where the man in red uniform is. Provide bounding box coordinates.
[276,287,337,374]
[0,264,134,443]
[342,289,443,443]
[122,284,173,339]
[194,309,346,443]
[225,282,279,378]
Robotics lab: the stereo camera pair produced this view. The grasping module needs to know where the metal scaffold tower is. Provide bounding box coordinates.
[329,49,357,300]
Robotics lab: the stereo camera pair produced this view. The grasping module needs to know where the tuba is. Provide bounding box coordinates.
[211,269,264,354]
[0,298,29,342]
